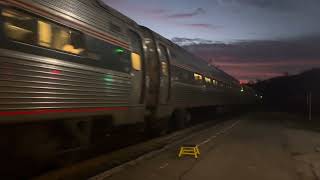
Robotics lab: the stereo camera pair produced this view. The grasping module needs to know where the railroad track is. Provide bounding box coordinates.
[34,114,240,180]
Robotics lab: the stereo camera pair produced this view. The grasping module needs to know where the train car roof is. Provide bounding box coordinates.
[140,26,239,84]
[96,0,138,27]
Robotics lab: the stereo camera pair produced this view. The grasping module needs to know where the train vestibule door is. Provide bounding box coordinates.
[128,30,144,105]
[157,43,170,105]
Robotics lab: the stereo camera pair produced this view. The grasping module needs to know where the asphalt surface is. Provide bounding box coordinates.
[98,113,320,180]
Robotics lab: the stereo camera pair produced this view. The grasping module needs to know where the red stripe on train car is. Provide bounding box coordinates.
[0,107,128,116]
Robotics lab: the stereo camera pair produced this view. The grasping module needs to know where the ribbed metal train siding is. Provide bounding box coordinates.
[0,52,131,111]
[172,82,216,107]
[172,82,235,107]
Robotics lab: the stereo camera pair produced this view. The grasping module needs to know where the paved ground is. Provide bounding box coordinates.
[98,113,320,180]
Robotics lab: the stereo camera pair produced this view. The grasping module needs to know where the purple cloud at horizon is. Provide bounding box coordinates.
[179,36,320,82]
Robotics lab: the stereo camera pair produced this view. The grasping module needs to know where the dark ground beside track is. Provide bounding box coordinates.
[34,111,236,180]
[95,112,320,180]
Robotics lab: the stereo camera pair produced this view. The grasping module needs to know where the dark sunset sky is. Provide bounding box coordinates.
[103,0,320,82]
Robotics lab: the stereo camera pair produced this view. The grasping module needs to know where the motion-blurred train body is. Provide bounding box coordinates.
[0,0,256,153]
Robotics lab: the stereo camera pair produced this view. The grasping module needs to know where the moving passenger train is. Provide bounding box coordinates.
[0,0,256,168]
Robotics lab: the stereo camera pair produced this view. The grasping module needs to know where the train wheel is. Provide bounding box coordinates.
[171,109,191,130]
[145,117,169,137]
[185,110,192,127]
[62,119,92,148]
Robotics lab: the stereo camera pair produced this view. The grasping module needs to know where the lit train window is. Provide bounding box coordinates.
[38,21,51,47]
[2,9,36,43]
[2,8,85,55]
[129,30,143,71]
[212,79,218,86]
[161,62,168,76]
[205,77,211,84]
[38,21,85,55]
[194,73,203,81]
[131,52,141,71]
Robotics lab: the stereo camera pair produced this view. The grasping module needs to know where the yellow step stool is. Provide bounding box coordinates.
[178,144,200,158]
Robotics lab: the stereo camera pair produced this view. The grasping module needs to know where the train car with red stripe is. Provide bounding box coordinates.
[0,0,256,176]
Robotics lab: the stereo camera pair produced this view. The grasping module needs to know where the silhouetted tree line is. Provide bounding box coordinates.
[252,69,320,115]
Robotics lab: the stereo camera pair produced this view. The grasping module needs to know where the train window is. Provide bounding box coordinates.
[86,36,131,73]
[173,66,182,81]
[2,9,36,44]
[173,66,192,83]
[158,44,169,76]
[205,77,211,84]
[158,44,167,60]
[38,21,51,47]
[131,52,141,71]
[38,20,85,55]
[2,8,85,55]
[161,62,168,76]
[212,79,218,86]
[194,73,203,82]
[129,30,143,71]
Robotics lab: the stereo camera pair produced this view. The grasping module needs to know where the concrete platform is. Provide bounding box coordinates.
[95,113,320,180]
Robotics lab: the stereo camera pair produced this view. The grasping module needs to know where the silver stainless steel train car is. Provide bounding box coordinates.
[0,0,256,167]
